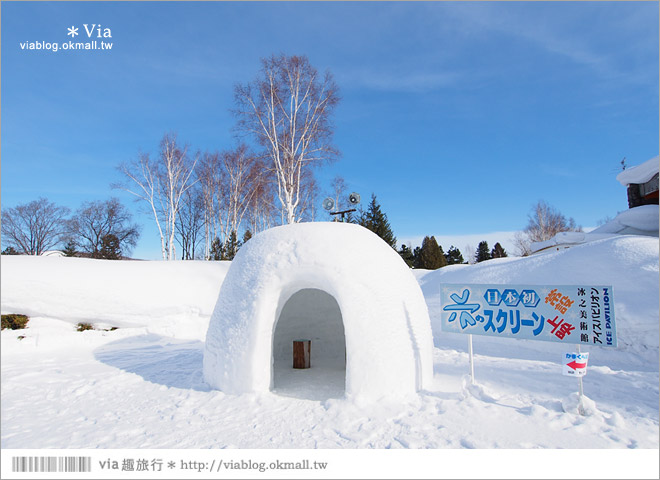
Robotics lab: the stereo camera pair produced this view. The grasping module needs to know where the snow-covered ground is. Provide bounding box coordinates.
[1,235,658,451]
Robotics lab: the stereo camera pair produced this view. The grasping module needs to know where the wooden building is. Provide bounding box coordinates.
[616,156,659,208]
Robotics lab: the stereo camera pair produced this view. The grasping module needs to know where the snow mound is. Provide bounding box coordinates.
[418,236,659,352]
[461,375,499,402]
[0,256,230,338]
[203,222,434,401]
[530,206,658,254]
[562,392,599,416]
[590,205,659,236]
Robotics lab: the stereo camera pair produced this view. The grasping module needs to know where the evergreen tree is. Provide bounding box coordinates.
[63,240,77,257]
[1,246,19,255]
[99,234,122,260]
[491,242,508,259]
[445,245,464,265]
[414,236,447,270]
[398,244,415,267]
[242,230,253,244]
[475,240,491,263]
[355,194,397,248]
[210,237,224,260]
[412,246,421,266]
[437,244,447,268]
[223,230,242,261]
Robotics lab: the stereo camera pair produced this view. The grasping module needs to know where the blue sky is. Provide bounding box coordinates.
[2,1,658,259]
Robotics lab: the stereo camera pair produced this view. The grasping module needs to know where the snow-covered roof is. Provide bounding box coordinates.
[40,250,65,257]
[616,156,659,186]
[530,232,615,255]
[203,222,434,400]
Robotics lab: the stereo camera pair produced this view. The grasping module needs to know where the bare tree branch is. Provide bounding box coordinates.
[67,198,140,258]
[114,133,198,260]
[1,198,70,255]
[233,54,340,224]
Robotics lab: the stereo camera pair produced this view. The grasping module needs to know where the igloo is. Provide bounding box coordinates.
[203,222,434,401]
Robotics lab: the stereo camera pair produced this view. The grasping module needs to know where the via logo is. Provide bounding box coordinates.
[67,24,112,38]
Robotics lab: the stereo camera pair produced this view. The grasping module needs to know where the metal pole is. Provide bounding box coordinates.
[577,344,585,415]
[468,334,475,385]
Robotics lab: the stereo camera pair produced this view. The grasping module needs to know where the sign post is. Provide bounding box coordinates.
[562,346,589,414]
[440,284,615,395]
[577,345,585,415]
[467,334,475,385]
[578,344,589,415]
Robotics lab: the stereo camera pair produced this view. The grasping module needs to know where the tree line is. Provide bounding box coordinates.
[1,197,139,259]
[341,193,507,269]
[1,187,580,263]
[1,190,580,263]
[350,194,581,268]
[399,238,508,269]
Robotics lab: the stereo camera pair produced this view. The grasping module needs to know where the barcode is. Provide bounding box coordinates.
[11,456,92,473]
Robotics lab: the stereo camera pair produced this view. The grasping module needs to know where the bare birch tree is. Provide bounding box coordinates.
[219,144,263,239]
[175,187,204,260]
[115,152,166,258]
[298,169,319,222]
[524,200,581,243]
[327,175,348,221]
[513,200,582,256]
[233,54,340,224]
[159,136,199,260]
[246,173,276,234]
[196,146,270,259]
[197,151,222,260]
[115,133,198,260]
[512,231,532,257]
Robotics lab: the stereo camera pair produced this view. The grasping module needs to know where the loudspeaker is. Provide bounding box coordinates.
[348,192,361,205]
[322,197,335,211]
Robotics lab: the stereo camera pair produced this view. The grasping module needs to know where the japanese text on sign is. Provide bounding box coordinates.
[562,352,589,377]
[440,284,617,347]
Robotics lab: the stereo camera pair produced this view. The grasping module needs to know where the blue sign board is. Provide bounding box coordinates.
[440,284,617,347]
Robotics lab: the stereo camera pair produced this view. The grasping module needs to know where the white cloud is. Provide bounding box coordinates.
[338,68,462,94]
[440,2,655,88]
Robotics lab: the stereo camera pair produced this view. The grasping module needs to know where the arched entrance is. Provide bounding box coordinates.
[271,288,346,400]
[203,222,434,399]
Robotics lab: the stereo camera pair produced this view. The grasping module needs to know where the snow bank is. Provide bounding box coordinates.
[590,205,659,236]
[203,222,434,401]
[1,231,657,451]
[0,256,230,338]
[530,206,658,254]
[418,236,659,354]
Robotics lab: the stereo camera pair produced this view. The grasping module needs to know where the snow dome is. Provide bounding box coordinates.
[203,222,434,401]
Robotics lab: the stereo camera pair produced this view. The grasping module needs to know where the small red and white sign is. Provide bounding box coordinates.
[562,352,589,376]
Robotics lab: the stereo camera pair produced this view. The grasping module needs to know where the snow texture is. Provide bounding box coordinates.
[616,155,659,186]
[203,222,434,401]
[530,205,658,253]
[590,205,659,236]
[1,234,658,449]
[0,256,230,339]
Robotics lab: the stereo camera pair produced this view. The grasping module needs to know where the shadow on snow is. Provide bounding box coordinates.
[94,334,211,392]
